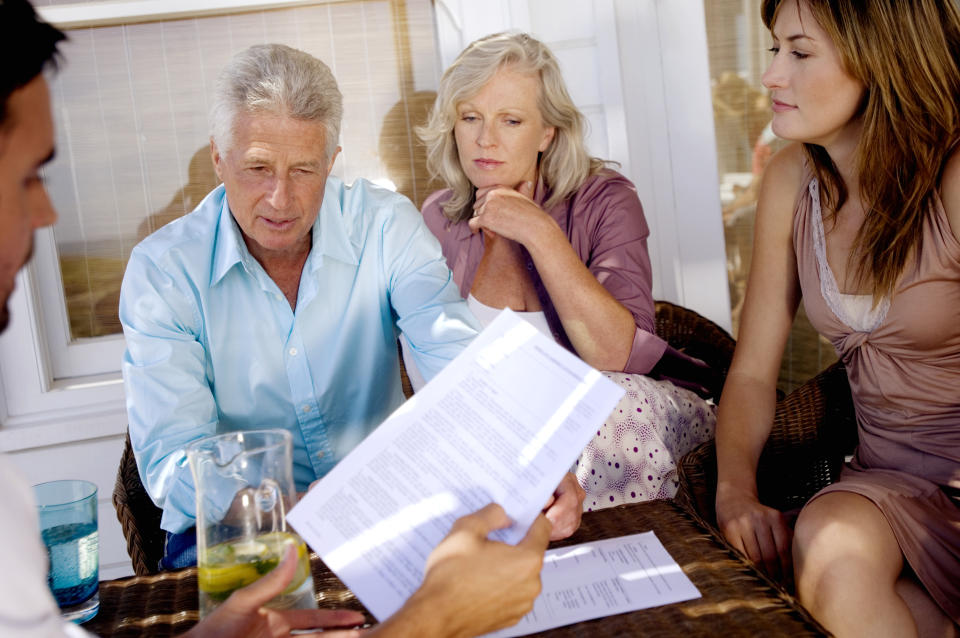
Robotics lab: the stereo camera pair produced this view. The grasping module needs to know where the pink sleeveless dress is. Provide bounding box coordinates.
[794,171,960,622]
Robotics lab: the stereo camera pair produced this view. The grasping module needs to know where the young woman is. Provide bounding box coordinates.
[418,32,718,510]
[714,1,960,636]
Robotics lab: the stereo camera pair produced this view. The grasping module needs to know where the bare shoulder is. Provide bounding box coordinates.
[939,147,960,244]
[755,142,805,233]
[759,143,805,203]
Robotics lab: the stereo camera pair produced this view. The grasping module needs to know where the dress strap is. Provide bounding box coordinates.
[808,178,889,332]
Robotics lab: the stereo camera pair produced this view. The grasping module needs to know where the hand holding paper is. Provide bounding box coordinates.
[288,310,625,621]
[369,504,551,638]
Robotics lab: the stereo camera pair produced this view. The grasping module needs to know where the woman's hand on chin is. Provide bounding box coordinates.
[468,181,558,248]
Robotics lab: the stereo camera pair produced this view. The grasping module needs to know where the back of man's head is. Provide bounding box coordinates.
[209,44,343,159]
[0,0,65,127]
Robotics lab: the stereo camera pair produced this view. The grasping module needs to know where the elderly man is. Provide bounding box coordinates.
[1,3,550,637]
[119,44,482,566]
[121,43,583,569]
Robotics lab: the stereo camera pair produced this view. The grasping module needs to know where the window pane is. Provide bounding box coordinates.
[704,0,837,393]
[46,0,440,341]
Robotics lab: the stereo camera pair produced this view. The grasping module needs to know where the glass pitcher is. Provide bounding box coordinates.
[187,429,316,617]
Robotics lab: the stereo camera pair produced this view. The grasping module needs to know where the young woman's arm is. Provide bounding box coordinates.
[714,143,805,581]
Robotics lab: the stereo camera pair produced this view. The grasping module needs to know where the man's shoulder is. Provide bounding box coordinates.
[135,186,223,253]
[126,185,225,280]
[335,177,424,232]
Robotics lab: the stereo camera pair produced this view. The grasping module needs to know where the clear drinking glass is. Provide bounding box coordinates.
[187,429,315,617]
[33,479,100,623]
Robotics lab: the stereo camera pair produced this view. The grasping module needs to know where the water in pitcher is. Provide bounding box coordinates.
[198,530,314,616]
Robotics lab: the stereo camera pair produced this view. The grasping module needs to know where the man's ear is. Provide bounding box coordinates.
[326,146,342,176]
[210,138,223,181]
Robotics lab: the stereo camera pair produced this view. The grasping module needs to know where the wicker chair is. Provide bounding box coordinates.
[652,300,736,380]
[113,431,166,575]
[674,360,859,536]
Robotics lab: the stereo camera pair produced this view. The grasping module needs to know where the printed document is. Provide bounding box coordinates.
[488,531,701,637]
[287,309,625,621]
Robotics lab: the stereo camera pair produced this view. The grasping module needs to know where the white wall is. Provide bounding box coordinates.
[0,268,130,579]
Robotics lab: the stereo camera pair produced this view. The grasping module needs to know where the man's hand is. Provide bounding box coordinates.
[541,472,585,540]
[371,504,551,638]
[715,482,793,583]
[183,544,366,638]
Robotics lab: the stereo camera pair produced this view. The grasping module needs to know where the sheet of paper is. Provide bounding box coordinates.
[489,531,701,637]
[287,309,624,621]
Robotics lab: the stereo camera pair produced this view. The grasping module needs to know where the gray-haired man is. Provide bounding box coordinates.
[119,44,481,567]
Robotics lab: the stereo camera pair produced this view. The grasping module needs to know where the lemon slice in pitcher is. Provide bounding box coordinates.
[255,531,310,595]
[199,532,310,600]
[198,561,261,595]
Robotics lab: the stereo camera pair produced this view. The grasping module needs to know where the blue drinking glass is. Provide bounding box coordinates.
[33,480,100,623]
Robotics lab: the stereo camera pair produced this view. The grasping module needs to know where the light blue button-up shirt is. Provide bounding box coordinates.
[120,177,479,533]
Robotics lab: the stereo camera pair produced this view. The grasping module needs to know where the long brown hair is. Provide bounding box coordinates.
[762,0,960,300]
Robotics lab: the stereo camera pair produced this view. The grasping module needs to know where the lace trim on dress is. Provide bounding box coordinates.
[808,178,889,332]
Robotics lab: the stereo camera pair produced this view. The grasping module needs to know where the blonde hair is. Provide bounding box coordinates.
[418,32,607,222]
[762,0,960,301]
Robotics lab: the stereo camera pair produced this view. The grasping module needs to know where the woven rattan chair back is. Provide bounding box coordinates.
[113,431,166,575]
[653,300,736,378]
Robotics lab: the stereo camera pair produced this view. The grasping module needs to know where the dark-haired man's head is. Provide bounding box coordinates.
[0,0,65,333]
[0,0,65,124]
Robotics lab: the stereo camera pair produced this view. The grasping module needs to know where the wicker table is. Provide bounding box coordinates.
[83,500,828,637]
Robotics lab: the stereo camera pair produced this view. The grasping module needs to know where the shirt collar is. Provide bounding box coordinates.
[211,186,246,286]
[210,177,359,286]
[310,175,359,272]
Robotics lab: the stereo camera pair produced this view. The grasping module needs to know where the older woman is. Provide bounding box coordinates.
[417,32,717,509]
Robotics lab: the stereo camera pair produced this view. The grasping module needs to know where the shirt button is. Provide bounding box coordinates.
[526,261,534,271]
[289,347,298,356]
[316,451,325,459]
[302,405,311,413]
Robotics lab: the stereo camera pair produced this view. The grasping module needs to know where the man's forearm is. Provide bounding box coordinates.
[365,590,455,638]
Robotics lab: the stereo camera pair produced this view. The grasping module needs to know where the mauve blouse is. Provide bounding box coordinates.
[421,169,668,373]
